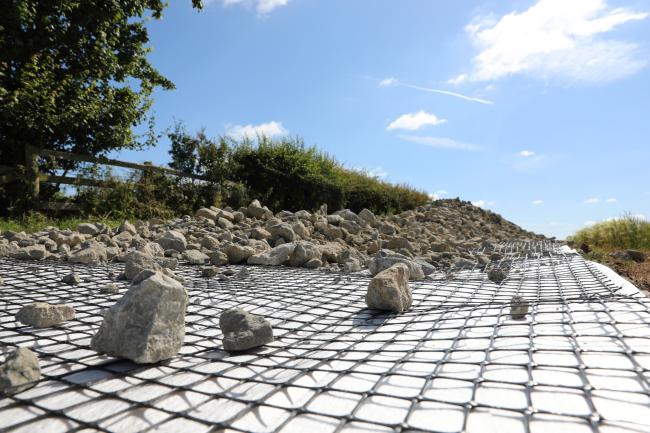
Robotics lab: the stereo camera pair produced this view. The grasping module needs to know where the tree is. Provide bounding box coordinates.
[0,0,202,212]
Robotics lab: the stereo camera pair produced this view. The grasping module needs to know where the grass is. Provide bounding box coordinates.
[0,213,122,234]
[568,213,650,250]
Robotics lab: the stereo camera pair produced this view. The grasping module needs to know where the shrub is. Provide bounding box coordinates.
[568,213,650,250]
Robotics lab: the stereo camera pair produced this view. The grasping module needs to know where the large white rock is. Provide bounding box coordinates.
[366,263,412,313]
[368,250,424,281]
[123,251,163,280]
[0,347,41,395]
[91,272,188,364]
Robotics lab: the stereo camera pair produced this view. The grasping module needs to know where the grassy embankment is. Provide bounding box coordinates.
[568,214,650,291]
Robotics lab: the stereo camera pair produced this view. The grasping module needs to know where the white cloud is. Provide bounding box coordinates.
[387,111,447,131]
[447,73,469,85]
[460,0,648,83]
[519,150,536,157]
[377,77,494,105]
[583,197,600,204]
[472,200,496,208]
[532,199,544,205]
[379,77,398,87]
[398,135,480,151]
[226,121,288,140]
[605,197,617,203]
[222,0,288,15]
[353,166,388,179]
[584,220,597,226]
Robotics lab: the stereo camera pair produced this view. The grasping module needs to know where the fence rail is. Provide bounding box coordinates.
[1,145,207,210]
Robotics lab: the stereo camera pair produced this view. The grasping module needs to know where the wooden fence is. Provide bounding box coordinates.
[0,145,206,211]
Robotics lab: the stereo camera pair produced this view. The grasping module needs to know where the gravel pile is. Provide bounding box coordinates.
[0,198,544,279]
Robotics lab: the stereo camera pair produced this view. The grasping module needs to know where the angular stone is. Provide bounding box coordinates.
[226,244,256,264]
[220,308,273,352]
[250,227,272,240]
[156,230,187,253]
[488,268,507,284]
[68,244,107,265]
[182,249,210,265]
[77,223,99,236]
[0,347,41,395]
[248,242,296,266]
[358,208,377,226]
[100,283,120,294]
[91,272,188,363]
[289,241,322,267]
[268,222,296,242]
[123,251,163,280]
[16,302,75,328]
[118,220,137,235]
[218,217,234,230]
[368,250,424,281]
[210,250,229,266]
[510,295,529,319]
[62,272,81,285]
[202,267,218,278]
[366,263,412,313]
[195,207,218,220]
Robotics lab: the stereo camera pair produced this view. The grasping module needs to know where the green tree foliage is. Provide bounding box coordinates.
[0,0,201,212]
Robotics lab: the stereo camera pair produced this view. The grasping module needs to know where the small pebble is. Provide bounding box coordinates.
[202,267,218,278]
[61,272,82,285]
[100,283,119,294]
[488,268,507,284]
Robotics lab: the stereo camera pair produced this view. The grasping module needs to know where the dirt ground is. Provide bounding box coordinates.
[590,250,650,297]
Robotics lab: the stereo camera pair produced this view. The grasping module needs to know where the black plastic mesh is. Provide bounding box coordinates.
[1,243,650,433]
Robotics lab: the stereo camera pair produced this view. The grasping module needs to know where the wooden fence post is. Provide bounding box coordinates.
[24,145,40,205]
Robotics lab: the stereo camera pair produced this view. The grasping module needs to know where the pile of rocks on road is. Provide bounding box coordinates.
[0,198,543,280]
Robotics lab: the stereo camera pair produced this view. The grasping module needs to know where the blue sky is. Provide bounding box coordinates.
[112,0,650,239]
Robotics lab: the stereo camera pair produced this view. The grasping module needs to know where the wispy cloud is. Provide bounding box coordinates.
[387,111,447,131]
[472,199,496,208]
[222,0,289,15]
[455,0,648,84]
[398,135,480,151]
[583,197,600,204]
[519,150,536,157]
[532,199,544,205]
[226,121,288,139]
[605,198,617,203]
[376,77,494,105]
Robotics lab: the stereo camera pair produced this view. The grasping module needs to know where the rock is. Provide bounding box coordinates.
[220,308,273,352]
[199,235,220,250]
[236,268,251,279]
[156,230,187,253]
[387,237,415,253]
[68,244,107,265]
[341,258,361,272]
[117,220,137,235]
[0,347,41,395]
[248,242,296,266]
[368,250,424,281]
[100,283,119,294]
[247,200,268,219]
[16,302,75,328]
[579,243,592,254]
[304,258,322,269]
[123,251,163,280]
[327,215,343,225]
[210,250,229,266]
[202,267,218,278]
[488,268,507,284]
[358,208,376,226]
[218,217,234,230]
[17,244,49,260]
[268,222,296,242]
[226,244,256,264]
[626,250,646,263]
[290,241,322,267]
[336,209,361,224]
[250,227,272,240]
[510,295,529,319]
[195,207,218,220]
[77,223,99,236]
[91,272,188,363]
[138,241,165,257]
[61,272,81,285]
[182,249,210,265]
[366,263,412,313]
